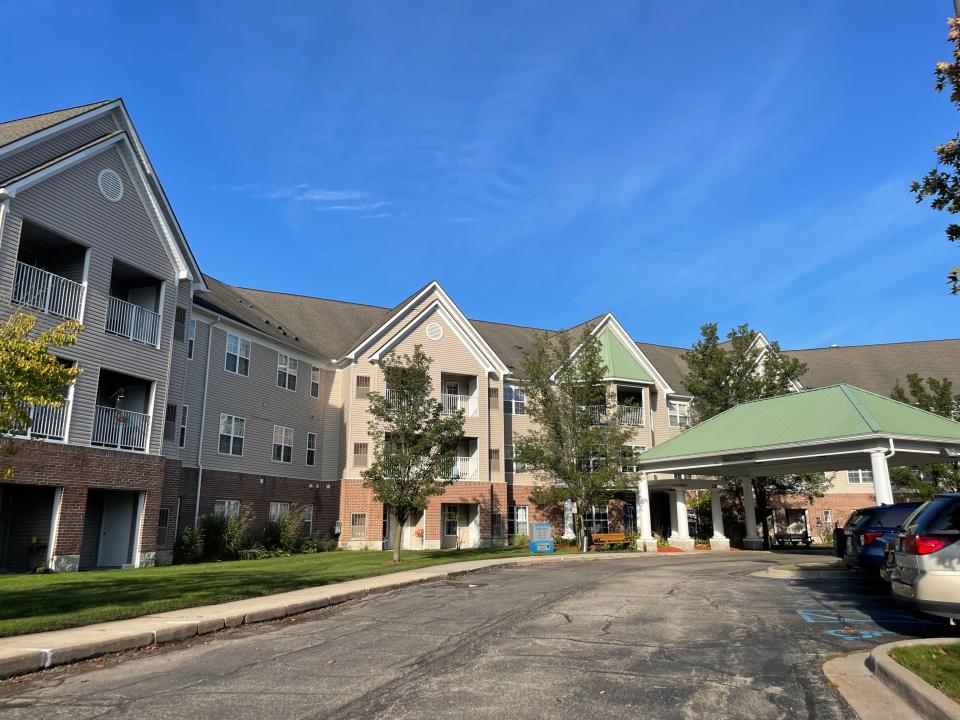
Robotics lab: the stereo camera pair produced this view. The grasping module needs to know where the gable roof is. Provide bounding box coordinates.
[598,327,654,383]
[638,383,960,465]
[0,100,115,150]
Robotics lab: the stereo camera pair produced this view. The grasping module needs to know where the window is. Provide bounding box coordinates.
[620,445,646,473]
[303,504,314,537]
[503,384,525,414]
[443,505,460,536]
[178,405,188,448]
[489,387,499,411]
[311,366,320,398]
[848,469,874,484]
[218,414,245,456]
[213,499,240,519]
[164,403,177,443]
[276,353,298,391]
[489,448,501,472]
[504,444,525,473]
[187,318,196,359]
[491,513,505,538]
[507,505,528,536]
[350,512,367,540]
[272,425,293,463]
[356,375,371,399]
[823,509,832,527]
[584,505,609,534]
[306,432,316,466]
[353,442,368,467]
[225,333,250,376]
[668,400,691,428]
[156,508,170,546]
[269,501,290,521]
[174,307,187,342]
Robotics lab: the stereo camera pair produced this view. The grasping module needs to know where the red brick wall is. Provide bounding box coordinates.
[0,439,166,557]
[770,492,898,539]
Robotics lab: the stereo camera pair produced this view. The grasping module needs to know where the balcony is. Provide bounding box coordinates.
[449,455,479,480]
[11,400,69,442]
[91,369,153,452]
[585,404,645,427]
[441,393,478,417]
[586,405,608,425]
[105,260,162,347]
[13,262,86,322]
[106,296,160,346]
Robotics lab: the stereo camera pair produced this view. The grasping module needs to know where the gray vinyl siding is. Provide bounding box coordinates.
[162,280,194,459]
[0,114,117,183]
[198,325,332,481]
[174,315,210,467]
[0,141,181,456]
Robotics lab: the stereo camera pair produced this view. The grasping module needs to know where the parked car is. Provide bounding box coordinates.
[890,493,960,622]
[841,502,922,574]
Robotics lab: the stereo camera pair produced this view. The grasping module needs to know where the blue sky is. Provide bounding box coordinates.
[4,2,958,348]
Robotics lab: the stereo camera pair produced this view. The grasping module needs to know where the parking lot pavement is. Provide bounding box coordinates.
[1,553,954,720]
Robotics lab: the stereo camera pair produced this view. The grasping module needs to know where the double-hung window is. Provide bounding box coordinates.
[156,508,170,546]
[350,513,367,540]
[178,406,188,448]
[311,365,320,398]
[306,432,317,466]
[218,414,245,456]
[443,505,460,536]
[213,499,240,519]
[225,333,250,376]
[187,318,196,359]
[507,505,528,536]
[272,425,293,463]
[503,384,525,414]
[277,353,298,391]
[847,469,874,484]
[620,445,646,473]
[303,504,314,537]
[584,505,609,534]
[269,501,290,521]
[668,400,691,428]
[163,404,177,443]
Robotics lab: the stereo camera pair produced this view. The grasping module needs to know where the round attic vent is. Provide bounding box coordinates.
[426,322,443,341]
[98,169,124,202]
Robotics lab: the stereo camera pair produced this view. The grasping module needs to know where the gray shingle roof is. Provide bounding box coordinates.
[0,100,115,150]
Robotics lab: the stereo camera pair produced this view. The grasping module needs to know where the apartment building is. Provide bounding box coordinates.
[0,100,956,572]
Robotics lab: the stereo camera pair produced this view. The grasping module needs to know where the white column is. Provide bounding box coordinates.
[131,491,147,568]
[668,490,679,537]
[673,488,690,539]
[870,450,895,506]
[46,486,63,570]
[562,500,576,540]
[636,474,655,551]
[741,477,763,549]
[710,489,725,539]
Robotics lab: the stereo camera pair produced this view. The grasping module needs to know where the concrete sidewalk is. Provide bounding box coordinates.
[0,550,681,679]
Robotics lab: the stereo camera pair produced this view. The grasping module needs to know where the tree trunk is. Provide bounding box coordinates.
[393,513,404,563]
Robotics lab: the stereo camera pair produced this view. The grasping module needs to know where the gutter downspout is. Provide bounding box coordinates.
[885,437,896,462]
[194,317,219,528]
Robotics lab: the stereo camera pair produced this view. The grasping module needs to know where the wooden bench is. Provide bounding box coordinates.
[591,533,628,550]
[775,531,813,548]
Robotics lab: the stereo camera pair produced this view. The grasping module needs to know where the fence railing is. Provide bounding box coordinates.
[449,455,479,480]
[12,262,85,321]
[92,405,150,451]
[105,296,160,346]
[8,400,69,442]
[585,405,608,425]
[618,404,644,427]
[441,393,478,417]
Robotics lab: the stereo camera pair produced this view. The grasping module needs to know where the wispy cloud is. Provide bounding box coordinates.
[316,201,390,212]
[228,183,387,212]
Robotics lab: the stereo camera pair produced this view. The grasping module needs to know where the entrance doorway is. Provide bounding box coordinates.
[441,503,478,548]
[0,484,56,572]
[81,489,140,569]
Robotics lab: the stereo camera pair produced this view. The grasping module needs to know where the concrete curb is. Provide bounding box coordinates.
[763,562,849,579]
[823,651,923,720]
[0,550,682,680]
[867,638,960,720]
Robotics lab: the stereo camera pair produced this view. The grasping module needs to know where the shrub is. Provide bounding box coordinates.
[510,533,530,547]
[263,507,305,552]
[173,526,205,564]
[201,508,250,561]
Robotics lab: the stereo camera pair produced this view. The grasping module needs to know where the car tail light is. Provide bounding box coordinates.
[903,533,957,555]
[860,531,883,547]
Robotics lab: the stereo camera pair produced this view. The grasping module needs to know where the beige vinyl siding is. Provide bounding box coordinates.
[198,325,328,481]
[0,113,117,183]
[319,367,343,478]
[0,142,181,455]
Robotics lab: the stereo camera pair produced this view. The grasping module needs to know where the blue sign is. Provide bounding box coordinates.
[529,523,554,553]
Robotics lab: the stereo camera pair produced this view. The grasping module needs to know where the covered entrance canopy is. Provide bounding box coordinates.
[629,384,960,550]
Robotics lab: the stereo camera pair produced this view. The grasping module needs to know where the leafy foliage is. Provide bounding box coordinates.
[890,374,960,497]
[201,507,251,561]
[682,323,826,546]
[0,312,82,479]
[362,346,466,562]
[911,17,960,293]
[263,505,306,552]
[514,327,635,551]
[172,526,205,564]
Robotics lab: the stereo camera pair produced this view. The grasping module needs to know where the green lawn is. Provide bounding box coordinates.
[890,644,960,704]
[0,546,530,638]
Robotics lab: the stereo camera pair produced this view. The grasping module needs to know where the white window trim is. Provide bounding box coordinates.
[503,384,525,415]
[187,318,196,360]
[225,332,251,376]
[306,431,317,466]
[269,501,291,522]
[272,424,294,463]
[178,405,188,449]
[277,353,299,392]
[213,499,240,519]
[847,469,874,484]
[310,365,320,398]
[668,400,691,428]
[218,413,245,457]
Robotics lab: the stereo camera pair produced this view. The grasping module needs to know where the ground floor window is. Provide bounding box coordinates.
[491,513,505,538]
[303,504,314,537]
[443,505,459,536]
[156,507,170,546]
[269,501,290,521]
[213,499,240,519]
[622,504,637,534]
[507,505,528,536]
[584,505,609,534]
[350,513,367,540]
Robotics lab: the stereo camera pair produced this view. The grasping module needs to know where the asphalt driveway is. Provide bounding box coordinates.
[0,553,952,719]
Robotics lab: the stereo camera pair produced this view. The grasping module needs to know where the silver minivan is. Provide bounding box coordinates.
[890,493,960,622]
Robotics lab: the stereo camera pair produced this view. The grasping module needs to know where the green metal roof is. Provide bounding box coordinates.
[598,328,653,383]
[638,384,960,462]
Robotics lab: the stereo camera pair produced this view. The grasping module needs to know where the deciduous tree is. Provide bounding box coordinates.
[362,346,465,562]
